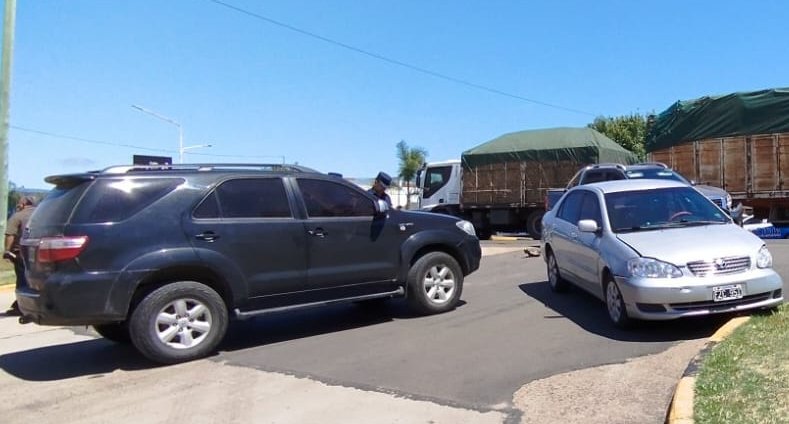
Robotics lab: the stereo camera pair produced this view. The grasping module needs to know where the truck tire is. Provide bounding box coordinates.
[407,252,464,315]
[526,210,545,240]
[129,281,228,364]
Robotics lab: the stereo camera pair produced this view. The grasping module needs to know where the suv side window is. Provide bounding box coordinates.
[72,178,184,224]
[556,191,584,225]
[298,178,374,217]
[195,178,291,219]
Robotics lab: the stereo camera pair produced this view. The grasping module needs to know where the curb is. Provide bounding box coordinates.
[665,316,750,424]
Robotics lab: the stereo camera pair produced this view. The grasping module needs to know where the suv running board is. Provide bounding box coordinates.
[233,287,406,320]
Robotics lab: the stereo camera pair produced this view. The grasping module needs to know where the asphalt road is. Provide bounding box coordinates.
[1,239,786,423]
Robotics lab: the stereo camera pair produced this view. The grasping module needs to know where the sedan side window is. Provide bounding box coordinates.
[578,192,602,223]
[298,178,375,217]
[557,191,584,224]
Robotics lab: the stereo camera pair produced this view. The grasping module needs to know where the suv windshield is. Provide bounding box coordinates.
[605,186,728,233]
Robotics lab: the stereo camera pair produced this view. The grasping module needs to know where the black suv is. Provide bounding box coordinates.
[17,164,481,364]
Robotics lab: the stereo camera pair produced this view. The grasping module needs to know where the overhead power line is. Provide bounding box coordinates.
[207,0,597,117]
[10,125,284,160]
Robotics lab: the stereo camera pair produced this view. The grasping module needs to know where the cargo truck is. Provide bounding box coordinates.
[416,127,638,239]
[647,87,789,226]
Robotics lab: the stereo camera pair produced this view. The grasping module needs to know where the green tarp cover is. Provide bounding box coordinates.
[646,87,789,152]
[462,127,638,168]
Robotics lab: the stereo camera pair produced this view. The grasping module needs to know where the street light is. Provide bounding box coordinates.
[131,104,190,163]
[180,143,212,162]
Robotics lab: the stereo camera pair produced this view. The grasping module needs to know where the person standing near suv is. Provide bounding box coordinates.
[4,196,36,316]
[369,171,393,206]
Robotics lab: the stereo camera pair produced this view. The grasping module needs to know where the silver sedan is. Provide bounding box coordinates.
[540,179,784,328]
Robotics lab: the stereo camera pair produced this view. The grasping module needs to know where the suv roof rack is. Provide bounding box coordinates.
[633,162,668,168]
[587,163,626,170]
[100,163,320,174]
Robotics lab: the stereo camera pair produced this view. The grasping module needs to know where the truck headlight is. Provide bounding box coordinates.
[627,257,683,278]
[756,245,772,268]
[456,220,476,237]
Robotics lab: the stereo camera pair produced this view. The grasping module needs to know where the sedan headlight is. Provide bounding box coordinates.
[456,220,476,237]
[627,257,683,278]
[756,245,773,268]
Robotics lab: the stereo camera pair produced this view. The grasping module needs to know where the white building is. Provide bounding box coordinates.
[347,177,420,210]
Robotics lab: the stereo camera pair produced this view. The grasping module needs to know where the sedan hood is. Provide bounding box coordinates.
[617,223,764,264]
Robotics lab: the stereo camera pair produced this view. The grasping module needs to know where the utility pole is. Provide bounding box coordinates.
[0,0,17,236]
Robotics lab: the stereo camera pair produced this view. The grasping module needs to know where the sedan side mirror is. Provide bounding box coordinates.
[578,219,599,233]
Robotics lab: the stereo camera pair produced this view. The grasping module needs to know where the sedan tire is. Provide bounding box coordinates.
[129,281,228,364]
[546,251,570,292]
[604,276,633,329]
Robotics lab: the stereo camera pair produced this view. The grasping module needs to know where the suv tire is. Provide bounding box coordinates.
[93,322,131,343]
[407,252,463,315]
[129,281,228,364]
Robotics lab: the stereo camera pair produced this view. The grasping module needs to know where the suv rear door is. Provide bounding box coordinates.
[185,177,308,298]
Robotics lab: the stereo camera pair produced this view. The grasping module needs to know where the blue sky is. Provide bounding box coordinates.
[5,0,788,189]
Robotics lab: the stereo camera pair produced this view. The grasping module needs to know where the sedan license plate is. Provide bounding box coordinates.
[713,284,743,302]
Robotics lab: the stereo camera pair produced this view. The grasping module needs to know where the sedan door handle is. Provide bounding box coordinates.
[308,228,327,238]
[195,231,220,242]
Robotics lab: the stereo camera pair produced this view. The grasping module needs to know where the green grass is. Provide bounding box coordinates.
[695,303,789,424]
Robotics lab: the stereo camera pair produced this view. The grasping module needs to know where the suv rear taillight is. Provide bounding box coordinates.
[37,236,89,263]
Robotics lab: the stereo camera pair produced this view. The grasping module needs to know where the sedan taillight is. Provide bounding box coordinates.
[37,236,89,263]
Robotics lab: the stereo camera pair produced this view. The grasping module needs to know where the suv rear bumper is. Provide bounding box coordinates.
[16,273,128,326]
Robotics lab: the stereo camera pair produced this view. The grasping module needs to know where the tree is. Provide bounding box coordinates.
[588,113,649,160]
[396,140,427,209]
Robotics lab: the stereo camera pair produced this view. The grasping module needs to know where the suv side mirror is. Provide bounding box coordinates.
[375,199,390,215]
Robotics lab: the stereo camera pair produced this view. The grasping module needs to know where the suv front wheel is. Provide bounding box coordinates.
[129,281,228,364]
[407,252,463,315]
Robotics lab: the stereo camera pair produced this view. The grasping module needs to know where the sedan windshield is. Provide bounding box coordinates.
[605,187,729,233]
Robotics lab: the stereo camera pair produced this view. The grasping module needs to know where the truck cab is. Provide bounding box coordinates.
[416,160,462,213]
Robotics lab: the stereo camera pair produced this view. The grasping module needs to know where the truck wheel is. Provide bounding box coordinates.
[407,252,464,315]
[476,226,492,240]
[129,281,228,364]
[526,210,544,240]
[93,322,131,344]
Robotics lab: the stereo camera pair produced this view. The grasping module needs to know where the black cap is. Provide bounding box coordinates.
[376,171,392,187]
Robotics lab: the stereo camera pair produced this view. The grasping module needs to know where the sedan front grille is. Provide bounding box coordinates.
[669,293,772,312]
[686,256,751,277]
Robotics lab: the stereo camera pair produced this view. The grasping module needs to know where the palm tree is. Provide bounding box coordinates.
[396,140,427,209]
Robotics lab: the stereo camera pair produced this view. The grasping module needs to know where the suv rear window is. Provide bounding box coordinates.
[29,180,92,227]
[71,178,184,224]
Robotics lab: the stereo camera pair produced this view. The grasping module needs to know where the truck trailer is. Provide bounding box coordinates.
[647,87,789,225]
[416,127,638,239]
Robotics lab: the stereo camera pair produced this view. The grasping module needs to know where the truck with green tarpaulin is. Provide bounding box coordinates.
[647,87,789,226]
[415,127,638,239]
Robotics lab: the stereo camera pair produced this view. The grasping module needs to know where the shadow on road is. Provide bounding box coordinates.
[1,298,467,380]
[0,338,155,381]
[519,280,731,342]
[219,299,466,352]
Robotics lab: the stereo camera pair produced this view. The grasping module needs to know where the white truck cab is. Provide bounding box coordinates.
[416,160,463,212]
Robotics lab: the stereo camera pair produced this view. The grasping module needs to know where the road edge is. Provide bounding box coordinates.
[665,316,750,424]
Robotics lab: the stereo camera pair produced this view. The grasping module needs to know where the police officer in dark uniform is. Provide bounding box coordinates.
[368,171,393,207]
[4,196,36,315]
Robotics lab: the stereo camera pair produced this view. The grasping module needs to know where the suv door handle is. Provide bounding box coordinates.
[195,231,220,242]
[307,228,327,238]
